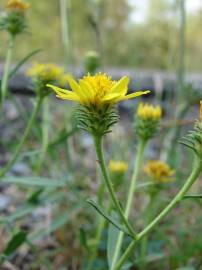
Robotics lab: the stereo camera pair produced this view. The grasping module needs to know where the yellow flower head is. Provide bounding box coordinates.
[200,100,202,122]
[47,73,150,108]
[144,160,175,183]
[6,0,30,13]
[137,103,162,120]
[27,63,64,83]
[109,160,128,174]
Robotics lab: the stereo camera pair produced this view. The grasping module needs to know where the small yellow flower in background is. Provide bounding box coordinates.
[137,103,162,120]
[59,73,73,87]
[109,160,128,174]
[6,0,30,13]
[200,100,202,122]
[144,160,175,183]
[47,72,150,108]
[27,63,64,83]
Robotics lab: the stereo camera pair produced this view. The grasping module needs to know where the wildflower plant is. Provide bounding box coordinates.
[0,0,30,104]
[48,74,202,270]
[0,0,30,36]
[48,72,150,238]
[114,102,202,270]
[48,73,149,136]
[110,103,162,268]
[140,160,175,268]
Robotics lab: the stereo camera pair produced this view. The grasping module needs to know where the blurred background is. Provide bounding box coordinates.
[1,0,202,71]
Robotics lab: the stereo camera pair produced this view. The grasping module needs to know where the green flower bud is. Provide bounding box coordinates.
[134,103,162,141]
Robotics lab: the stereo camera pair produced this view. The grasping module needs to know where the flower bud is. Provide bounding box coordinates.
[0,0,30,36]
[134,103,162,141]
[84,51,100,74]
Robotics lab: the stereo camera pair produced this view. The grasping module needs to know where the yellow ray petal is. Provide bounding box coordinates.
[109,76,129,95]
[121,90,150,101]
[47,84,80,101]
[47,84,73,95]
[102,92,122,102]
[56,93,80,101]
[79,79,94,100]
[68,78,87,103]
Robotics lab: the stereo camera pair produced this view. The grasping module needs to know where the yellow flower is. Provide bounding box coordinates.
[109,160,128,174]
[137,103,162,120]
[59,73,73,87]
[144,160,175,183]
[200,100,202,122]
[47,73,150,108]
[27,63,64,82]
[6,0,30,12]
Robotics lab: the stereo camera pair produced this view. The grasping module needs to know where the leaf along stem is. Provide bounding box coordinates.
[93,135,136,238]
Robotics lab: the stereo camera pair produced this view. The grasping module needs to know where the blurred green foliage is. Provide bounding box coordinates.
[0,0,202,71]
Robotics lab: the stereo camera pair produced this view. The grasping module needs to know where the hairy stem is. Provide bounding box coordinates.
[36,97,49,172]
[111,140,146,268]
[93,135,136,238]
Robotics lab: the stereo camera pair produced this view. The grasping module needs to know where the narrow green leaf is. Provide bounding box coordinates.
[86,199,131,236]
[183,194,202,199]
[9,49,42,79]
[4,231,27,256]
[2,177,66,187]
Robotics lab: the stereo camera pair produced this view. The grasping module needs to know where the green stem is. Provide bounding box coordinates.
[0,97,43,178]
[93,135,136,238]
[140,192,156,270]
[36,97,49,173]
[1,35,14,105]
[111,140,146,268]
[114,159,202,270]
